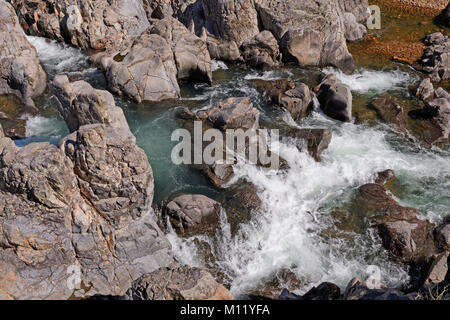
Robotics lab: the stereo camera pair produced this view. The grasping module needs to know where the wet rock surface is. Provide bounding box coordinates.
[163,194,222,236]
[281,128,332,162]
[251,79,313,121]
[0,1,46,109]
[315,74,353,122]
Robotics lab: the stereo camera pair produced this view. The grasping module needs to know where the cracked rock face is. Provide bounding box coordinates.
[0,0,47,109]
[9,0,150,52]
[105,33,181,103]
[0,78,174,300]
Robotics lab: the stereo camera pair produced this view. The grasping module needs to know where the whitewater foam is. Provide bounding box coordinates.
[211,60,229,72]
[169,107,450,296]
[28,36,89,77]
[322,67,417,95]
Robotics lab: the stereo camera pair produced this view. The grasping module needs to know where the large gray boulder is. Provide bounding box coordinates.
[0,79,174,300]
[254,0,367,73]
[104,33,181,103]
[150,17,212,84]
[202,0,260,46]
[315,74,352,122]
[241,31,282,70]
[9,0,150,52]
[0,0,46,109]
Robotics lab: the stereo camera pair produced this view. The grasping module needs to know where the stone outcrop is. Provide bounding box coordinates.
[415,78,435,102]
[255,0,367,73]
[420,33,450,82]
[102,33,181,103]
[438,2,450,27]
[0,78,174,299]
[163,194,222,236]
[202,0,260,46]
[423,251,449,286]
[251,79,313,121]
[241,31,282,70]
[127,264,234,300]
[150,17,212,84]
[9,0,150,52]
[96,17,213,103]
[315,74,352,122]
[0,0,46,109]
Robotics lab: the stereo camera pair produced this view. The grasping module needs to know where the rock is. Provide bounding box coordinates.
[278,288,301,300]
[370,98,407,131]
[0,94,33,139]
[202,0,260,46]
[0,79,174,299]
[344,278,410,300]
[343,12,367,42]
[150,17,212,84]
[104,33,180,103]
[420,33,450,82]
[143,0,174,20]
[423,251,449,286]
[438,3,450,27]
[251,79,313,121]
[255,0,367,73]
[127,264,234,300]
[415,78,435,102]
[10,0,150,52]
[301,282,341,300]
[421,98,450,143]
[282,128,332,162]
[51,75,129,133]
[357,184,437,264]
[163,194,222,236]
[315,74,352,122]
[375,169,396,186]
[0,1,46,109]
[241,31,282,70]
[206,37,241,62]
[202,162,235,189]
[435,217,450,251]
[205,97,260,131]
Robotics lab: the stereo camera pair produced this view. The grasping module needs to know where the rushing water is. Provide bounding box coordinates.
[21,34,450,297]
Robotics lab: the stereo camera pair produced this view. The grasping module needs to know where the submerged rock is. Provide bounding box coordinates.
[315,74,352,122]
[0,95,32,139]
[163,194,222,236]
[127,264,234,300]
[0,1,46,109]
[251,79,313,120]
[0,78,174,299]
[282,128,332,162]
[10,0,150,52]
[358,184,437,264]
[370,98,408,131]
